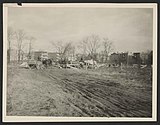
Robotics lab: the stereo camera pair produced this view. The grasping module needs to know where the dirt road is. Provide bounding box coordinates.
[7,66,152,117]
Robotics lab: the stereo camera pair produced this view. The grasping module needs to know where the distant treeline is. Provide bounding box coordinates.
[7,26,152,66]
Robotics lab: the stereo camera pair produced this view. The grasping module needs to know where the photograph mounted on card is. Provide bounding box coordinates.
[2,3,157,122]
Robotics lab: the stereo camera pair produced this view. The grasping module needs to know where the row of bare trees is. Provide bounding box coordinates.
[8,27,114,63]
[51,41,75,60]
[7,27,15,63]
[79,35,114,60]
[7,27,36,63]
[51,34,114,62]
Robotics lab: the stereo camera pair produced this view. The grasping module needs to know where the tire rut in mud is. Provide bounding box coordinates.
[40,69,151,117]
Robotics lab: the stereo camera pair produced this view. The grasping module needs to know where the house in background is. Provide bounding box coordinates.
[109,53,120,66]
[48,52,60,62]
[108,52,143,67]
[109,52,128,66]
[127,52,141,66]
[31,51,48,60]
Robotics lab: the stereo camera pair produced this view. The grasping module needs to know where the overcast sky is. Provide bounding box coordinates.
[8,7,153,53]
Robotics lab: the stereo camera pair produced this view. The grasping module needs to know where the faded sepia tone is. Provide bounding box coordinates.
[3,3,157,122]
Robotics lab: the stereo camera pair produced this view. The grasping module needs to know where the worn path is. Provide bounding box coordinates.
[7,66,152,117]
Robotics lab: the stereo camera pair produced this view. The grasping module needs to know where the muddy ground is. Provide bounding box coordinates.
[7,65,152,117]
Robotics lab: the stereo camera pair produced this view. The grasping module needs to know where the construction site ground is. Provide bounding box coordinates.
[7,64,152,117]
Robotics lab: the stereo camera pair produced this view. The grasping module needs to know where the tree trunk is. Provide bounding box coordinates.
[105,55,108,63]
[18,50,21,62]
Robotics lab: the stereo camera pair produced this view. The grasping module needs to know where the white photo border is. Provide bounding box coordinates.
[2,3,158,122]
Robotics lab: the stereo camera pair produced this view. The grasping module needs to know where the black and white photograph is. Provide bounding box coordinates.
[3,3,157,122]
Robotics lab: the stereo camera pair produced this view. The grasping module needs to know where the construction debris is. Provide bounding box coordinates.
[19,62,29,68]
[140,65,147,69]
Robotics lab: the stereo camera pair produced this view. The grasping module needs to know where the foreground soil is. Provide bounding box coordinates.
[7,65,152,117]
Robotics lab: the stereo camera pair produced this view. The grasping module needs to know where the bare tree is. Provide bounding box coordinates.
[70,44,76,56]
[82,34,100,59]
[51,41,64,54]
[102,38,114,62]
[15,29,26,62]
[63,42,76,63]
[78,39,88,55]
[63,42,73,55]
[7,27,15,63]
[51,41,75,61]
[26,36,36,59]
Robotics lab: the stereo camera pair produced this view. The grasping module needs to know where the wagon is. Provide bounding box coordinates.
[28,60,37,69]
